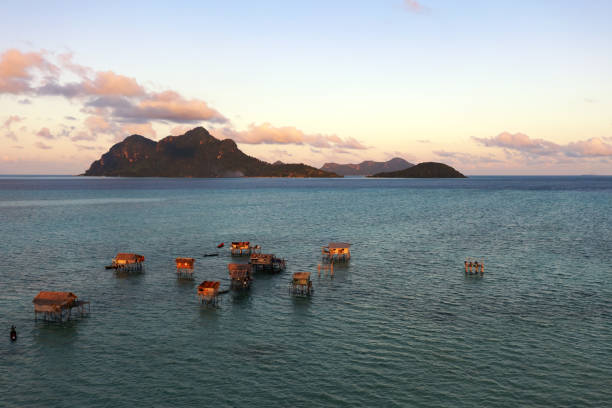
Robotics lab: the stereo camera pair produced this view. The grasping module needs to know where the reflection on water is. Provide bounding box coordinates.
[33,320,82,346]
[113,269,145,280]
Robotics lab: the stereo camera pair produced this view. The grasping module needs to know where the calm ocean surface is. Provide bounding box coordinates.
[1,176,611,407]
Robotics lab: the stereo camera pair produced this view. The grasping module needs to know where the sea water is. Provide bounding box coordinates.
[0,176,610,407]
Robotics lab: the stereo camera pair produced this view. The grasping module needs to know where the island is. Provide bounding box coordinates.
[83,127,339,178]
[320,157,413,176]
[369,162,466,178]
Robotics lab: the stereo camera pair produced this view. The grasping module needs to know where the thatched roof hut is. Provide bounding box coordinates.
[290,272,313,295]
[250,253,273,264]
[328,242,350,253]
[228,263,251,280]
[176,257,195,269]
[198,281,220,297]
[33,291,77,313]
[197,281,221,305]
[292,272,311,285]
[231,241,253,256]
[231,242,250,250]
[113,253,145,265]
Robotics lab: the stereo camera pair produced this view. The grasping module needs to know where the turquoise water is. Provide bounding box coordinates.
[1,176,611,407]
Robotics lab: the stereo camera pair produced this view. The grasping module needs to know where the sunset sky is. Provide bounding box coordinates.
[1,0,611,175]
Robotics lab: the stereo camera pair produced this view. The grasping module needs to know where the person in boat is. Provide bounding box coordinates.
[10,325,17,341]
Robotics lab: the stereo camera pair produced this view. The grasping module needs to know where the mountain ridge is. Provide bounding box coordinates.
[83,127,339,178]
[320,157,413,176]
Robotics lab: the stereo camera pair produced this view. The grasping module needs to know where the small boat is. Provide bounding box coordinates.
[203,253,219,257]
[104,265,117,270]
[10,326,17,342]
[217,243,225,248]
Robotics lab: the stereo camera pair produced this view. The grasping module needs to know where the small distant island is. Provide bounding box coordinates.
[369,162,467,178]
[320,158,413,176]
[83,127,338,178]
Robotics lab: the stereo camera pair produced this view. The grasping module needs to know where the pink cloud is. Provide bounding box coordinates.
[434,150,502,164]
[0,48,357,158]
[230,123,306,144]
[403,0,426,13]
[128,91,226,123]
[3,115,23,129]
[37,70,146,99]
[473,132,559,156]
[0,49,57,93]
[338,137,368,150]
[36,127,55,140]
[1,48,226,128]
[82,71,146,97]
[213,123,367,150]
[58,52,92,78]
[565,138,612,157]
[474,132,612,158]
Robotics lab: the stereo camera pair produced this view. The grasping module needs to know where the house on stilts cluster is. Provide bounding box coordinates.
[33,291,90,322]
[249,253,286,273]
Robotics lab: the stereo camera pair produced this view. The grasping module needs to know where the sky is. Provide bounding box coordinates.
[1,0,611,175]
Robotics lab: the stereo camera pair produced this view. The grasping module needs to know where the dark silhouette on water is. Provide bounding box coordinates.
[10,325,17,342]
[82,127,339,178]
[369,162,466,178]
